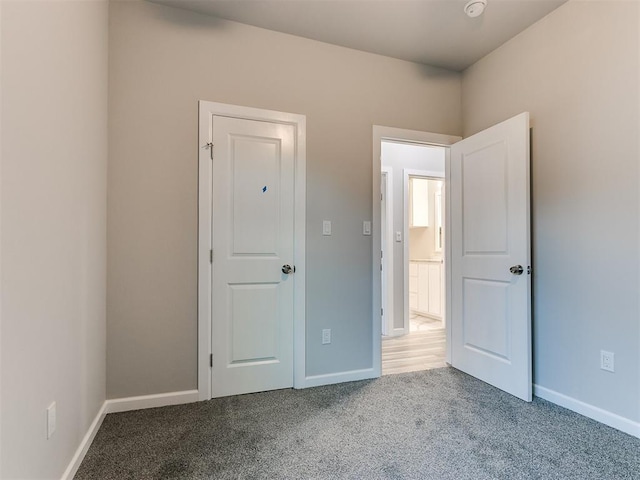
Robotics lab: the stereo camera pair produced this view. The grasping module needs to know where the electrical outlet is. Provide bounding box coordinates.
[322,329,331,345]
[47,402,56,439]
[600,350,614,372]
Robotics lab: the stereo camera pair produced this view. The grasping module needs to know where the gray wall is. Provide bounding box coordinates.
[1,1,108,477]
[107,0,461,397]
[463,0,639,421]
[381,142,445,331]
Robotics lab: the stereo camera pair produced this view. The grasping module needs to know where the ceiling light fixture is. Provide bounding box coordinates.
[464,0,487,18]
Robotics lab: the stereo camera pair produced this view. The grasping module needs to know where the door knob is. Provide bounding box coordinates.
[510,265,524,275]
[282,264,294,274]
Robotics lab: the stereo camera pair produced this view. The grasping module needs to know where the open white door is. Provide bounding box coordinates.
[450,112,532,401]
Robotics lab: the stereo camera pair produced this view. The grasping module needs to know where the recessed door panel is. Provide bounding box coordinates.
[229,283,279,364]
[462,278,509,361]
[231,137,280,256]
[462,141,508,255]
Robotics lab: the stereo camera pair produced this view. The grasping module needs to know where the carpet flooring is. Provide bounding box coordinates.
[75,368,640,480]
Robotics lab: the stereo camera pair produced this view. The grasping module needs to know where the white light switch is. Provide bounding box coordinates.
[322,329,331,344]
[323,220,332,236]
[363,221,371,235]
[395,231,402,242]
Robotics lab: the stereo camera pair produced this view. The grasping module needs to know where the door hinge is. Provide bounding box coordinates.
[202,142,214,160]
[381,308,384,316]
[210,249,213,263]
[209,353,213,367]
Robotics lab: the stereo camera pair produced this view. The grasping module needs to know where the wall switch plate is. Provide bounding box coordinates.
[600,350,614,372]
[395,231,402,242]
[322,220,332,236]
[322,329,331,344]
[363,221,371,235]
[47,402,56,439]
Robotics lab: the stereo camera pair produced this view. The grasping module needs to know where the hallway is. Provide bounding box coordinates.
[382,316,446,375]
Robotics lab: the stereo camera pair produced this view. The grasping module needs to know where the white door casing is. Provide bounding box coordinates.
[381,168,394,336]
[450,112,532,401]
[372,126,460,377]
[198,102,306,400]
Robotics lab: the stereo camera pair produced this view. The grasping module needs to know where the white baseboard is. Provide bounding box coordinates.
[60,401,107,480]
[60,390,201,479]
[105,389,200,414]
[534,384,640,438]
[302,368,378,388]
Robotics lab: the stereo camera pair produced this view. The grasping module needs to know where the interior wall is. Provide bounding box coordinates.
[0,1,108,478]
[463,0,639,422]
[108,0,461,395]
[381,142,445,331]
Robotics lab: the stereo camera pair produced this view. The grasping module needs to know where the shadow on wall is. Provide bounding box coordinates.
[149,0,233,30]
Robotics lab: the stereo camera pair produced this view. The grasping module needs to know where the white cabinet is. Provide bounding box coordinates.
[409,262,418,311]
[427,263,441,316]
[409,260,442,320]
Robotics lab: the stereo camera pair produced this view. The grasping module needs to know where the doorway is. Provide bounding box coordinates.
[379,141,447,375]
[372,114,532,401]
[198,101,307,400]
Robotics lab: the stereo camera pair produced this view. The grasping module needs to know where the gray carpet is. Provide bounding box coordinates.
[75,368,640,479]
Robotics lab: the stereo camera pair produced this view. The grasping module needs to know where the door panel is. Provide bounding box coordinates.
[229,283,279,364]
[462,141,508,254]
[450,112,531,401]
[211,116,295,398]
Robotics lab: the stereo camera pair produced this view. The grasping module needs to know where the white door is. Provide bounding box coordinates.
[211,115,295,398]
[450,112,532,401]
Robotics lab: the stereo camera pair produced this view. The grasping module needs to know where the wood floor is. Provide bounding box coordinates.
[382,317,446,375]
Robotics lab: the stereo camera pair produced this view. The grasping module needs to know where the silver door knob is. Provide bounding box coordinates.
[282,264,294,274]
[510,265,524,275]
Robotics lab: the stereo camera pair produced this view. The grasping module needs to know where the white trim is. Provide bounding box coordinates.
[303,368,377,388]
[380,167,394,337]
[197,103,212,401]
[444,149,453,365]
[373,125,460,375]
[0,1,4,473]
[60,402,107,480]
[534,384,640,438]
[104,390,200,414]
[198,101,306,398]
[374,126,461,147]
[403,169,445,335]
[390,327,407,337]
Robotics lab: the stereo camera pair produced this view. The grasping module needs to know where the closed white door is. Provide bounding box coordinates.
[450,112,532,401]
[211,115,295,398]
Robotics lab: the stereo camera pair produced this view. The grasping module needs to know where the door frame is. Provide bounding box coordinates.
[380,167,393,336]
[403,170,445,335]
[198,101,306,400]
[372,126,460,374]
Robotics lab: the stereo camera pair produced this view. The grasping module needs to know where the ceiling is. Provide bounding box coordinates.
[150,0,567,71]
